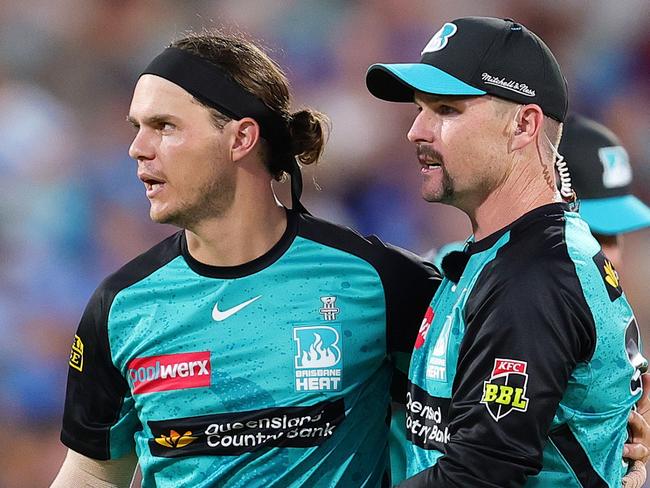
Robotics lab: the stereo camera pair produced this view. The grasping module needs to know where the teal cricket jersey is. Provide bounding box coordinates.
[61,209,439,487]
[399,204,644,487]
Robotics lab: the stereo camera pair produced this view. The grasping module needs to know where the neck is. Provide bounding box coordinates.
[468,156,560,241]
[185,175,288,267]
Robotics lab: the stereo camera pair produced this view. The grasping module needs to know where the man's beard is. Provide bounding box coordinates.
[418,144,454,203]
[423,168,454,203]
[154,168,237,229]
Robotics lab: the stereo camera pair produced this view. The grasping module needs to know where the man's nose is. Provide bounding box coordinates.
[129,129,154,161]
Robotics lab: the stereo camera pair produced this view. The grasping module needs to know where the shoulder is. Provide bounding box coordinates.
[464,210,597,357]
[295,212,440,283]
[463,207,596,325]
[483,208,588,288]
[93,231,183,305]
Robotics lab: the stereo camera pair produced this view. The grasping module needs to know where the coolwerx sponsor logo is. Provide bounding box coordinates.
[127,351,211,394]
[148,400,346,457]
[405,382,451,450]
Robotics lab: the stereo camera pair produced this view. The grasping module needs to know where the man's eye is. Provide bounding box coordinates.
[438,105,458,115]
[159,122,175,131]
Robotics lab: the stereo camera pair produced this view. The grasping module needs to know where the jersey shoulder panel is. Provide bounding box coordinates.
[61,231,183,460]
[100,231,183,299]
[296,212,440,354]
[296,212,440,283]
[465,207,597,361]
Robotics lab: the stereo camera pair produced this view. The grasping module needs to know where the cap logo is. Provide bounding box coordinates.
[421,22,457,55]
[481,73,535,97]
[598,146,632,188]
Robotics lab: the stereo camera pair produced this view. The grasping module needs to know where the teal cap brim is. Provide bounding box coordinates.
[580,195,650,235]
[366,63,486,102]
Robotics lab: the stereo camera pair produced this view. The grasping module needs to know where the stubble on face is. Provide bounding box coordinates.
[152,149,237,229]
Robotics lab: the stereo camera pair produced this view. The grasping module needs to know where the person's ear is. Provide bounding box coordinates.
[230,117,260,162]
[511,104,544,151]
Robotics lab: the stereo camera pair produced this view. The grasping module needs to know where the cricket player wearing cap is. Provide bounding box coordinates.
[559,113,650,269]
[561,113,650,488]
[367,16,645,487]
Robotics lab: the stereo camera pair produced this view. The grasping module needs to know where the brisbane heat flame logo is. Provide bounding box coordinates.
[293,326,342,392]
[298,332,340,368]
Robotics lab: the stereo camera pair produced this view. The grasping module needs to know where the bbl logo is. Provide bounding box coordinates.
[293,326,342,392]
[480,358,529,422]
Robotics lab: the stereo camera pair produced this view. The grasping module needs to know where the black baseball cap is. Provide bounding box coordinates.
[559,113,650,235]
[366,17,568,122]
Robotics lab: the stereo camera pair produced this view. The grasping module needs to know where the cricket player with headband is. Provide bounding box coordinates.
[51,32,439,487]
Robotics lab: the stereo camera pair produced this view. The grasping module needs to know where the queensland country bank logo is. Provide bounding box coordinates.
[593,252,623,301]
[127,351,211,395]
[155,430,198,449]
[480,358,529,422]
[293,326,342,392]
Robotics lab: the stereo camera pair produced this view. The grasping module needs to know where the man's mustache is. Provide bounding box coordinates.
[416,144,444,165]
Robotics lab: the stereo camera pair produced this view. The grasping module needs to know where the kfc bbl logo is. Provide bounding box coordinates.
[480,358,529,421]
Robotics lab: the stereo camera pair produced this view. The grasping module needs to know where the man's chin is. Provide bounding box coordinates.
[150,209,179,226]
[421,191,445,204]
[422,184,454,204]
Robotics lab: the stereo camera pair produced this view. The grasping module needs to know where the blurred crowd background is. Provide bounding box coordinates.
[0,0,648,486]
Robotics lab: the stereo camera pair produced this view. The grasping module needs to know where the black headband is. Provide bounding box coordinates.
[141,47,307,213]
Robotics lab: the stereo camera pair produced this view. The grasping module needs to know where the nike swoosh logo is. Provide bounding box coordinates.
[212,295,261,322]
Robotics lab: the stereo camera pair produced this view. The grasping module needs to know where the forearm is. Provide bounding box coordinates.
[50,449,137,488]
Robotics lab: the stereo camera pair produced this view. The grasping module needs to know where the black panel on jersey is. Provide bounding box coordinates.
[446,204,596,484]
[402,204,599,487]
[296,211,441,355]
[148,400,346,457]
[592,251,623,302]
[549,424,608,488]
[61,232,183,459]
